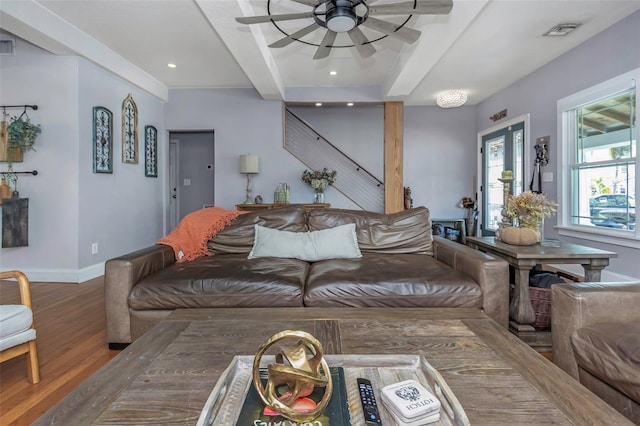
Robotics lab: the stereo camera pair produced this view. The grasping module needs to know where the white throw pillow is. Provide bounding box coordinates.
[248,223,362,262]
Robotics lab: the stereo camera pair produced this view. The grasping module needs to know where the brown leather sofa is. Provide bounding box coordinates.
[552,282,640,423]
[105,206,509,346]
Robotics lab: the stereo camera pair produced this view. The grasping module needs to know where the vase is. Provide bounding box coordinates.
[313,191,324,204]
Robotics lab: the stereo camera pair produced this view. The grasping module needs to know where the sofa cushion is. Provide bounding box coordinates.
[248,223,362,261]
[304,253,482,308]
[571,322,640,403]
[207,206,308,254]
[129,254,307,309]
[307,207,432,255]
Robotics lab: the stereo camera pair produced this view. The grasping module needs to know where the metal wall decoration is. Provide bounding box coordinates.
[122,94,138,164]
[92,106,113,173]
[144,125,158,177]
[490,109,508,122]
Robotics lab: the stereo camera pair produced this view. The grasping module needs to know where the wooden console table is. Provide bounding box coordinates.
[466,237,617,345]
[236,203,330,212]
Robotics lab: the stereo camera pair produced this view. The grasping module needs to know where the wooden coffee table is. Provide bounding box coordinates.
[35,308,631,425]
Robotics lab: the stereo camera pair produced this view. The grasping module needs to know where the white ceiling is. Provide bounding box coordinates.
[4,0,640,105]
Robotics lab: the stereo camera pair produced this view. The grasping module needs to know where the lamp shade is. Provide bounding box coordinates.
[239,154,259,174]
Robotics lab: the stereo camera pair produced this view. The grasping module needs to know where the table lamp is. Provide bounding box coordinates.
[239,154,259,204]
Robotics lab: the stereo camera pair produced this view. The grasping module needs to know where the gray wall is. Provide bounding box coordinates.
[0,39,165,282]
[164,89,359,210]
[476,10,640,278]
[405,105,477,218]
[267,104,477,219]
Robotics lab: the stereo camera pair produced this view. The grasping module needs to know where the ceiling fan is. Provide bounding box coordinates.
[236,0,453,60]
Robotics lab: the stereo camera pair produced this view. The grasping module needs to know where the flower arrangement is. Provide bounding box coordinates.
[301,168,337,193]
[458,196,477,218]
[505,191,557,229]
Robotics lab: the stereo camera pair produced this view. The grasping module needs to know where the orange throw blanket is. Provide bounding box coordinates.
[157,207,245,262]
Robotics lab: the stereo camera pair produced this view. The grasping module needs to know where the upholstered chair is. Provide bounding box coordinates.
[552,281,640,423]
[0,270,40,384]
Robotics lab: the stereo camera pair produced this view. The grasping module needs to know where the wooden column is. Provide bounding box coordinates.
[384,102,403,213]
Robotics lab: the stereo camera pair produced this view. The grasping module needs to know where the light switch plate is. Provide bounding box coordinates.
[184,179,191,186]
[542,172,553,182]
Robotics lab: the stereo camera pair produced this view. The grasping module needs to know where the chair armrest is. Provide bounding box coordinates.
[0,270,33,309]
[433,236,509,327]
[552,281,640,378]
[104,244,175,344]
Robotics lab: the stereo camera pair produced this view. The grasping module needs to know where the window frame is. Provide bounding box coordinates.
[557,68,639,248]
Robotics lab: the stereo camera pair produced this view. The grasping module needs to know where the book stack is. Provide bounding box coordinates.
[235,367,351,425]
[380,380,441,426]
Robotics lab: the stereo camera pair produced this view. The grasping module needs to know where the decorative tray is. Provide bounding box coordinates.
[197,354,470,426]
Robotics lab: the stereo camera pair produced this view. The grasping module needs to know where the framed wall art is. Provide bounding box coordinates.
[121,93,138,164]
[92,106,113,173]
[144,125,158,177]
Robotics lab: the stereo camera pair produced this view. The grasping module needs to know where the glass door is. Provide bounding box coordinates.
[481,122,524,236]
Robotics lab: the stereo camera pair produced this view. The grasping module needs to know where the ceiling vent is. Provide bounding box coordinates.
[0,37,15,55]
[543,23,582,36]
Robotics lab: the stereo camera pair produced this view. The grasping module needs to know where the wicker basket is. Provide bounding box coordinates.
[509,285,552,330]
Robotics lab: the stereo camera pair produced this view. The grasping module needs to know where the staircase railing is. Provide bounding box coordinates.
[284,108,384,212]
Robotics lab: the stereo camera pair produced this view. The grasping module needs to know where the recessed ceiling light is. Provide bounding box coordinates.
[315,102,322,106]
[543,23,581,36]
[167,63,177,68]
[329,70,337,76]
[347,102,354,106]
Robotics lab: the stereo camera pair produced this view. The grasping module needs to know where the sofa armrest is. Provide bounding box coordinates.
[105,244,176,344]
[552,281,640,379]
[433,236,509,327]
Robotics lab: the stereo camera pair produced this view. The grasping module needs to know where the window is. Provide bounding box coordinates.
[558,69,639,247]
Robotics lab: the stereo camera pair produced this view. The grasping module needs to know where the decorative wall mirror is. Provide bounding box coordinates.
[122,94,138,164]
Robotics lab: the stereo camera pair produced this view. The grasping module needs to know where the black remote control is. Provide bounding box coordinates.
[357,378,382,425]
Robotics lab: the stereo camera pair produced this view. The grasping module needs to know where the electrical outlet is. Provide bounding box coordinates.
[91,243,99,255]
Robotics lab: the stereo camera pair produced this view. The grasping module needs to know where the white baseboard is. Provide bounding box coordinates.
[545,264,638,282]
[3,262,105,283]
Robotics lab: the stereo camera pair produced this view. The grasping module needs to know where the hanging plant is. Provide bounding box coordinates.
[7,113,41,152]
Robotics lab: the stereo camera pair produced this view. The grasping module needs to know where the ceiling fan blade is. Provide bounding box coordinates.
[368,0,453,15]
[269,23,321,48]
[361,16,421,43]
[347,27,376,58]
[313,30,338,59]
[236,12,314,25]
[289,0,320,5]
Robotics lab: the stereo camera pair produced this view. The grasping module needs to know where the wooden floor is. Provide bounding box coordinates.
[0,276,120,426]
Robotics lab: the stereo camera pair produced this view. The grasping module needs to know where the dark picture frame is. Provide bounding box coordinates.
[92,106,113,173]
[144,125,158,177]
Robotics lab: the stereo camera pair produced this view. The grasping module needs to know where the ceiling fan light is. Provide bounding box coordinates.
[327,15,356,32]
[326,6,357,32]
[436,90,467,108]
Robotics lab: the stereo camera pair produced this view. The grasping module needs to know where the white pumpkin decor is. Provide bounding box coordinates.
[501,226,540,246]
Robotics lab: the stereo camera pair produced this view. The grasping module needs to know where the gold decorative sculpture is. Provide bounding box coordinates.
[252,330,333,422]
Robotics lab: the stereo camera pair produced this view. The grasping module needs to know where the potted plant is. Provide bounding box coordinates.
[7,113,41,154]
